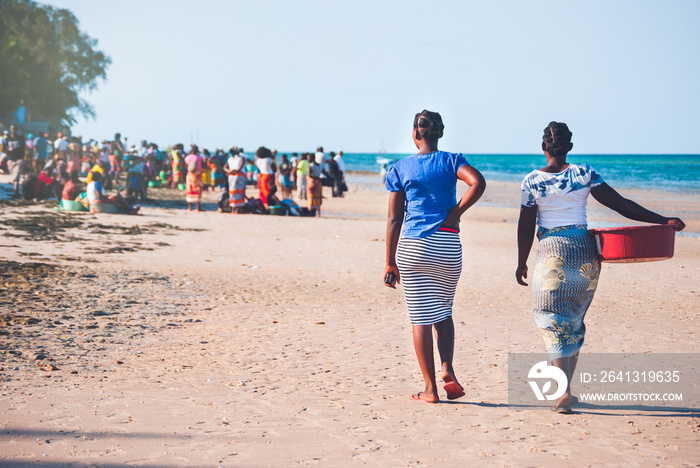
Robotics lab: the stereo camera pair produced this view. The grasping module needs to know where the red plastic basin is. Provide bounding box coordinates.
[589,225,676,263]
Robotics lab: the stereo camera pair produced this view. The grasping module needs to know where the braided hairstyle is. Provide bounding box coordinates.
[542,121,572,158]
[413,110,444,142]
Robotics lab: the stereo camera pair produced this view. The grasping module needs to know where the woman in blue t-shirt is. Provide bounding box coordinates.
[384,110,486,403]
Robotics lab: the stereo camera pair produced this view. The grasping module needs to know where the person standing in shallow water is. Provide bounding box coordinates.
[384,110,486,403]
[516,121,685,413]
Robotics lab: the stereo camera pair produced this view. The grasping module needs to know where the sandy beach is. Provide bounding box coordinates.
[0,172,698,466]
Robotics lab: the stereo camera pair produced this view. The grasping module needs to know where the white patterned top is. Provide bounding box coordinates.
[521,163,605,229]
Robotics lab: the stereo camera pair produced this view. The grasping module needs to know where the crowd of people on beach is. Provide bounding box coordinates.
[0,124,348,216]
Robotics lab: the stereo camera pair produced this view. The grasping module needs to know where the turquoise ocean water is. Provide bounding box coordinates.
[342,153,700,194]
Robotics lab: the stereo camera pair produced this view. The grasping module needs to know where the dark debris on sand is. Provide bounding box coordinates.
[0,209,206,247]
[0,199,58,208]
[0,260,188,380]
[145,222,206,232]
[0,204,209,381]
[2,212,85,241]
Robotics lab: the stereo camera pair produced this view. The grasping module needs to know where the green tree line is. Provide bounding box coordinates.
[0,0,110,127]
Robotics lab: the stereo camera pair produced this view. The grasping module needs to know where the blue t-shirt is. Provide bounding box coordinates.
[385,151,469,238]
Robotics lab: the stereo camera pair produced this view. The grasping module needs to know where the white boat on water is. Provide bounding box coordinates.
[376,139,391,167]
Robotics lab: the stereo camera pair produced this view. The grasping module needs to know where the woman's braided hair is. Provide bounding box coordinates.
[542,121,572,158]
[413,110,444,142]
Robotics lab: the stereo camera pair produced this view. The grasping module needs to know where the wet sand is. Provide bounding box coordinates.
[0,172,698,466]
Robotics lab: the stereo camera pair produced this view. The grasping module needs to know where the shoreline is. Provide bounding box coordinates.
[346,168,700,196]
[343,151,700,196]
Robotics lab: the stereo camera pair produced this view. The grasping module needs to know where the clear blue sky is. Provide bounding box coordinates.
[46,0,700,154]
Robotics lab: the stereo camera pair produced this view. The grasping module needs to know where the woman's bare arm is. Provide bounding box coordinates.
[591,183,685,230]
[441,165,487,229]
[384,190,406,288]
[516,205,538,286]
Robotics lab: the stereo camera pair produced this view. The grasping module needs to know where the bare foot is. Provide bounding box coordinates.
[442,373,465,400]
[442,371,456,383]
[441,372,463,389]
[552,393,573,413]
[412,392,439,403]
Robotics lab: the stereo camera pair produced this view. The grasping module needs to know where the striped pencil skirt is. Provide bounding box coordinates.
[396,228,462,325]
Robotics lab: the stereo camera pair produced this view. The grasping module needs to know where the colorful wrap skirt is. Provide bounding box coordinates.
[258,173,273,207]
[532,225,601,358]
[172,161,181,184]
[228,172,247,207]
[396,228,462,325]
[109,154,120,174]
[185,172,203,203]
[202,168,212,186]
[307,176,322,209]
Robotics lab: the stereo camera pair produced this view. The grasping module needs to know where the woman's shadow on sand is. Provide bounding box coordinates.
[446,400,699,418]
